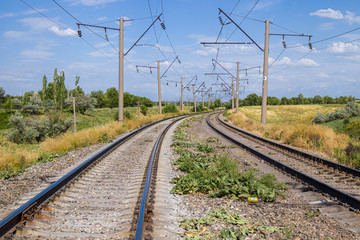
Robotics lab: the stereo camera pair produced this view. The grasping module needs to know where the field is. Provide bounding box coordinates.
[226,104,358,168]
[0,106,191,179]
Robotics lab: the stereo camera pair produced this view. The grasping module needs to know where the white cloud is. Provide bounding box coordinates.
[98,16,108,21]
[49,26,77,37]
[344,10,360,24]
[65,0,119,6]
[327,41,360,53]
[310,8,360,24]
[20,48,54,62]
[310,8,344,19]
[23,9,48,16]
[296,58,319,67]
[270,56,291,66]
[195,48,217,56]
[3,31,26,39]
[0,12,15,19]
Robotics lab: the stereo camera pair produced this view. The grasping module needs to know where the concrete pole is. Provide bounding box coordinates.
[261,19,270,125]
[208,93,210,109]
[231,77,234,110]
[236,61,239,113]
[72,97,76,133]
[157,60,162,114]
[118,17,124,122]
[192,84,196,113]
[180,77,183,111]
[201,88,204,108]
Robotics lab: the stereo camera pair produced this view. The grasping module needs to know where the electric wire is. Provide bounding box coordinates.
[19,0,117,63]
[270,50,312,74]
[270,22,301,35]
[268,48,286,69]
[287,25,360,49]
[224,12,264,23]
[51,0,119,54]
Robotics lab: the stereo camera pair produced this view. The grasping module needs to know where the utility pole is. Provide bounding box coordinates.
[236,61,239,113]
[137,101,140,118]
[72,95,76,133]
[201,88,204,108]
[180,77,184,111]
[192,84,196,113]
[261,19,270,125]
[119,17,124,123]
[208,93,210,108]
[157,60,162,114]
[231,76,234,110]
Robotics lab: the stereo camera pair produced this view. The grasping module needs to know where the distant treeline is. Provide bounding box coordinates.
[235,93,356,107]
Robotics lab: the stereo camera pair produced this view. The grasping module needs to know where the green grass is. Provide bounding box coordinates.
[324,116,360,133]
[171,118,286,202]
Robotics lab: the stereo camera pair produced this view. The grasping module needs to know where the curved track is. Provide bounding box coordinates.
[207,113,360,211]
[0,115,185,239]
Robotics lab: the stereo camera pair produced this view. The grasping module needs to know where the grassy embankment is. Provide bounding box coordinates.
[0,106,191,179]
[225,105,360,168]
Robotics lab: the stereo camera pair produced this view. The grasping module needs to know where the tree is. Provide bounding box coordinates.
[22,95,43,114]
[244,93,261,106]
[42,75,47,105]
[214,99,221,108]
[280,97,288,105]
[298,93,304,104]
[53,68,58,107]
[90,90,107,108]
[0,87,5,103]
[313,95,323,104]
[105,87,118,108]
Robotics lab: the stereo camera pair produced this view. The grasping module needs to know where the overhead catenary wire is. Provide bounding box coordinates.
[51,0,119,54]
[19,0,117,63]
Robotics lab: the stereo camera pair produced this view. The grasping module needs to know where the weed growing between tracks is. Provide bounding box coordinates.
[179,208,286,239]
[171,119,286,202]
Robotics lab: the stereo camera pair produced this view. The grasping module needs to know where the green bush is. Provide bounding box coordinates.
[140,105,148,115]
[114,110,133,120]
[313,102,360,123]
[7,111,72,144]
[163,103,178,113]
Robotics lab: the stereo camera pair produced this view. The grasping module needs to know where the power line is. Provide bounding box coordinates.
[270,22,301,35]
[19,0,116,63]
[287,25,360,49]
[51,0,119,53]
[268,48,286,69]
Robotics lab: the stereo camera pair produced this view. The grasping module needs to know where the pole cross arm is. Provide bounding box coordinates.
[160,56,179,79]
[219,8,263,52]
[212,58,236,79]
[124,13,162,56]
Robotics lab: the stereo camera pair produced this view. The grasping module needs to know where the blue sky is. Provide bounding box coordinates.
[0,0,360,102]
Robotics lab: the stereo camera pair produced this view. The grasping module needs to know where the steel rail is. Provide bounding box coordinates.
[216,114,360,177]
[0,114,185,238]
[206,113,360,211]
[135,116,184,239]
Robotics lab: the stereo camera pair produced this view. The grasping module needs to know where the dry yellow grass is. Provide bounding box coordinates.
[227,105,349,157]
[0,112,176,176]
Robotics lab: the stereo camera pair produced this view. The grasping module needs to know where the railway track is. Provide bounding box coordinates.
[206,113,360,212]
[0,115,186,239]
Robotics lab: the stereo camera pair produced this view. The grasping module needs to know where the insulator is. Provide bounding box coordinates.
[105,33,109,41]
[218,16,224,25]
[161,22,166,30]
[167,82,168,86]
[176,83,177,87]
[309,42,313,50]
[136,66,139,73]
[150,69,152,74]
[282,40,287,49]
[77,29,82,38]
[178,59,181,64]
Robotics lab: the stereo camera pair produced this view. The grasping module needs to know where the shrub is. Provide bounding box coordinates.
[124,110,133,120]
[7,111,72,144]
[313,102,360,123]
[22,96,43,114]
[140,105,148,115]
[163,103,178,113]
